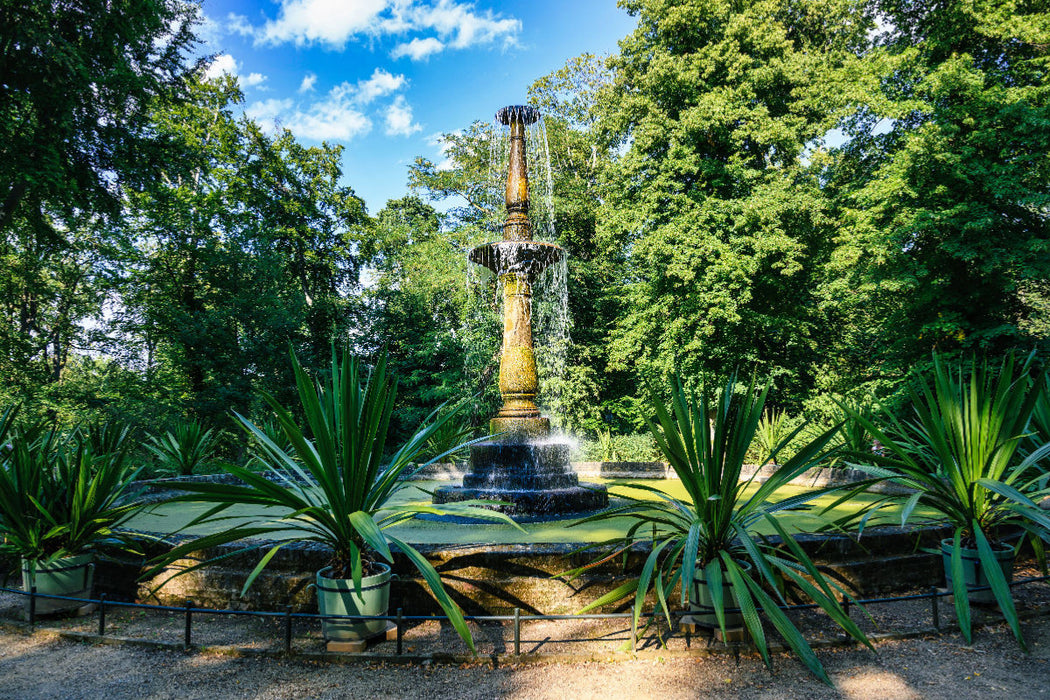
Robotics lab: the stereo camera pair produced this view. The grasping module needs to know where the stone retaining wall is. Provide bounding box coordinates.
[125,522,951,616]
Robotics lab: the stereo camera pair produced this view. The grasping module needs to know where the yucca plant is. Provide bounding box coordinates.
[144,419,224,476]
[596,428,618,462]
[421,401,477,464]
[845,353,1050,649]
[244,417,296,471]
[753,408,791,464]
[0,409,147,565]
[824,400,874,469]
[564,376,871,685]
[146,348,520,653]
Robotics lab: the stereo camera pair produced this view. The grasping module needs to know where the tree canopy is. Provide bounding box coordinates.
[2,0,1048,445]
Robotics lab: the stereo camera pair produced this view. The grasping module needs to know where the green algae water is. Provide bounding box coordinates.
[127,479,921,547]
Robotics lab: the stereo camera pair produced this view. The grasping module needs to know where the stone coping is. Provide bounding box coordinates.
[413,461,914,495]
[131,461,914,503]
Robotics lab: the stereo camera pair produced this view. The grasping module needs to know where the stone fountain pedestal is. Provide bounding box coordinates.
[432,425,608,517]
[433,104,608,518]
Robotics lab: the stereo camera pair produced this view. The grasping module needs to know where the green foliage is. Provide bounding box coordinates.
[576,432,661,462]
[119,76,369,424]
[0,0,198,232]
[752,410,794,464]
[144,420,224,477]
[565,375,867,684]
[363,196,480,440]
[820,0,1050,381]
[847,354,1050,647]
[601,0,874,407]
[421,402,477,465]
[0,408,147,563]
[147,348,521,653]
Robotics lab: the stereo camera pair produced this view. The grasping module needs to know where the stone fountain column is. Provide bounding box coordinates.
[432,105,608,518]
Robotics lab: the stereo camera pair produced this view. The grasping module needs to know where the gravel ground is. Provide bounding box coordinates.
[3,569,1050,698]
[1,618,1050,699]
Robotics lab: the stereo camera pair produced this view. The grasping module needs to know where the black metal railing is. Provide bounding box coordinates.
[3,574,1049,657]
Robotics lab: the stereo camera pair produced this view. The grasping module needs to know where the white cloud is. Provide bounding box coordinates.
[385,96,421,136]
[242,72,269,89]
[247,85,375,142]
[299,72,318,93]
[258,0,389,48]
[417,0,519,49]
[355,68,406,105]
[196,14,225,48]
[391,36,444,61]
[204,53,239,80]
[242,0,519,53]
[246,66,416,143]
[245,98,294,125]
[226,13,255,38]
[203,55,269,91]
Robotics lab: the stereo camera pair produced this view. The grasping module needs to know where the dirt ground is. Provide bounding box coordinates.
[1,615,1050,699]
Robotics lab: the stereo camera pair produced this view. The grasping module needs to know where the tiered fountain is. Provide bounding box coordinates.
[432,105,608,517]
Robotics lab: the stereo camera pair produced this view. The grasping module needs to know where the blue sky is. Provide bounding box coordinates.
[195,0,637,214]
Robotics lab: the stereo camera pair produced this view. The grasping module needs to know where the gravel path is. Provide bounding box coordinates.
[2,617,1050,699]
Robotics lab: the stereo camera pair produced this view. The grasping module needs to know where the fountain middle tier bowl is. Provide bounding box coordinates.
[469,240,563,276]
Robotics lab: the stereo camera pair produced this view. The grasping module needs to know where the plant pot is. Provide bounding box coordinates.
[316,563,392,642]
[941,539,1014,604]
[21,553,95,616]
[688,561,751,632]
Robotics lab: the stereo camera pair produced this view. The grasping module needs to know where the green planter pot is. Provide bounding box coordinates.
[21,553,95,615]
[688,561,751,631]
[316,563,392,642]
[941,539,1014,604]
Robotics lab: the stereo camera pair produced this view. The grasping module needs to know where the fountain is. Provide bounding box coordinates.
[432,105,609,517]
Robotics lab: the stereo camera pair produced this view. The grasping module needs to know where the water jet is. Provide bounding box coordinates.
[432,106,608,517]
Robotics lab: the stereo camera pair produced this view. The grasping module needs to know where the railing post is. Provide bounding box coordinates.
[184,599,193,649]
[513,608,521,656]
[930,587,940,630]
[98,593,107,637]
[396,608,404,655]
[284,605,293,653]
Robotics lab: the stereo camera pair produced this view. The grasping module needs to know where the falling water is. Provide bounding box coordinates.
[464,110,571,426]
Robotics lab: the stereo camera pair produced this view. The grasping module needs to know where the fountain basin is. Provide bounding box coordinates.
[112,480,949,614]
[432,483,609,517]
[432,439,609,515]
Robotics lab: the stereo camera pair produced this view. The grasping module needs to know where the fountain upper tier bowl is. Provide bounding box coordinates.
[469,240,563,276]
[496,105,540,125]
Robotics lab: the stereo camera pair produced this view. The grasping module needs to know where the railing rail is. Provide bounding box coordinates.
[4,574,1048,655]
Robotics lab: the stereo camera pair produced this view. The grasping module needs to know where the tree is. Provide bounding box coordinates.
[598,0,874,410]
[822,0,1050,379]
[0,0,199,420]
[0,0,199,234]
[118,76,368,424]
[364,196,477,438]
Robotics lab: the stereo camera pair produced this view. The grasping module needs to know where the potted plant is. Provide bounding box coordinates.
[0,410,147,615]
[564,375,872,685]
[846,354,1050,650]
[147,348,519,652]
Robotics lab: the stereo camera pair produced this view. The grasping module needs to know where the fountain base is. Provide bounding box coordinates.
[432,438,609,517]
[432,483,609,517]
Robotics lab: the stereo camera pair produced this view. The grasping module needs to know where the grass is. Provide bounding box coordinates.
[127,479,923,547]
